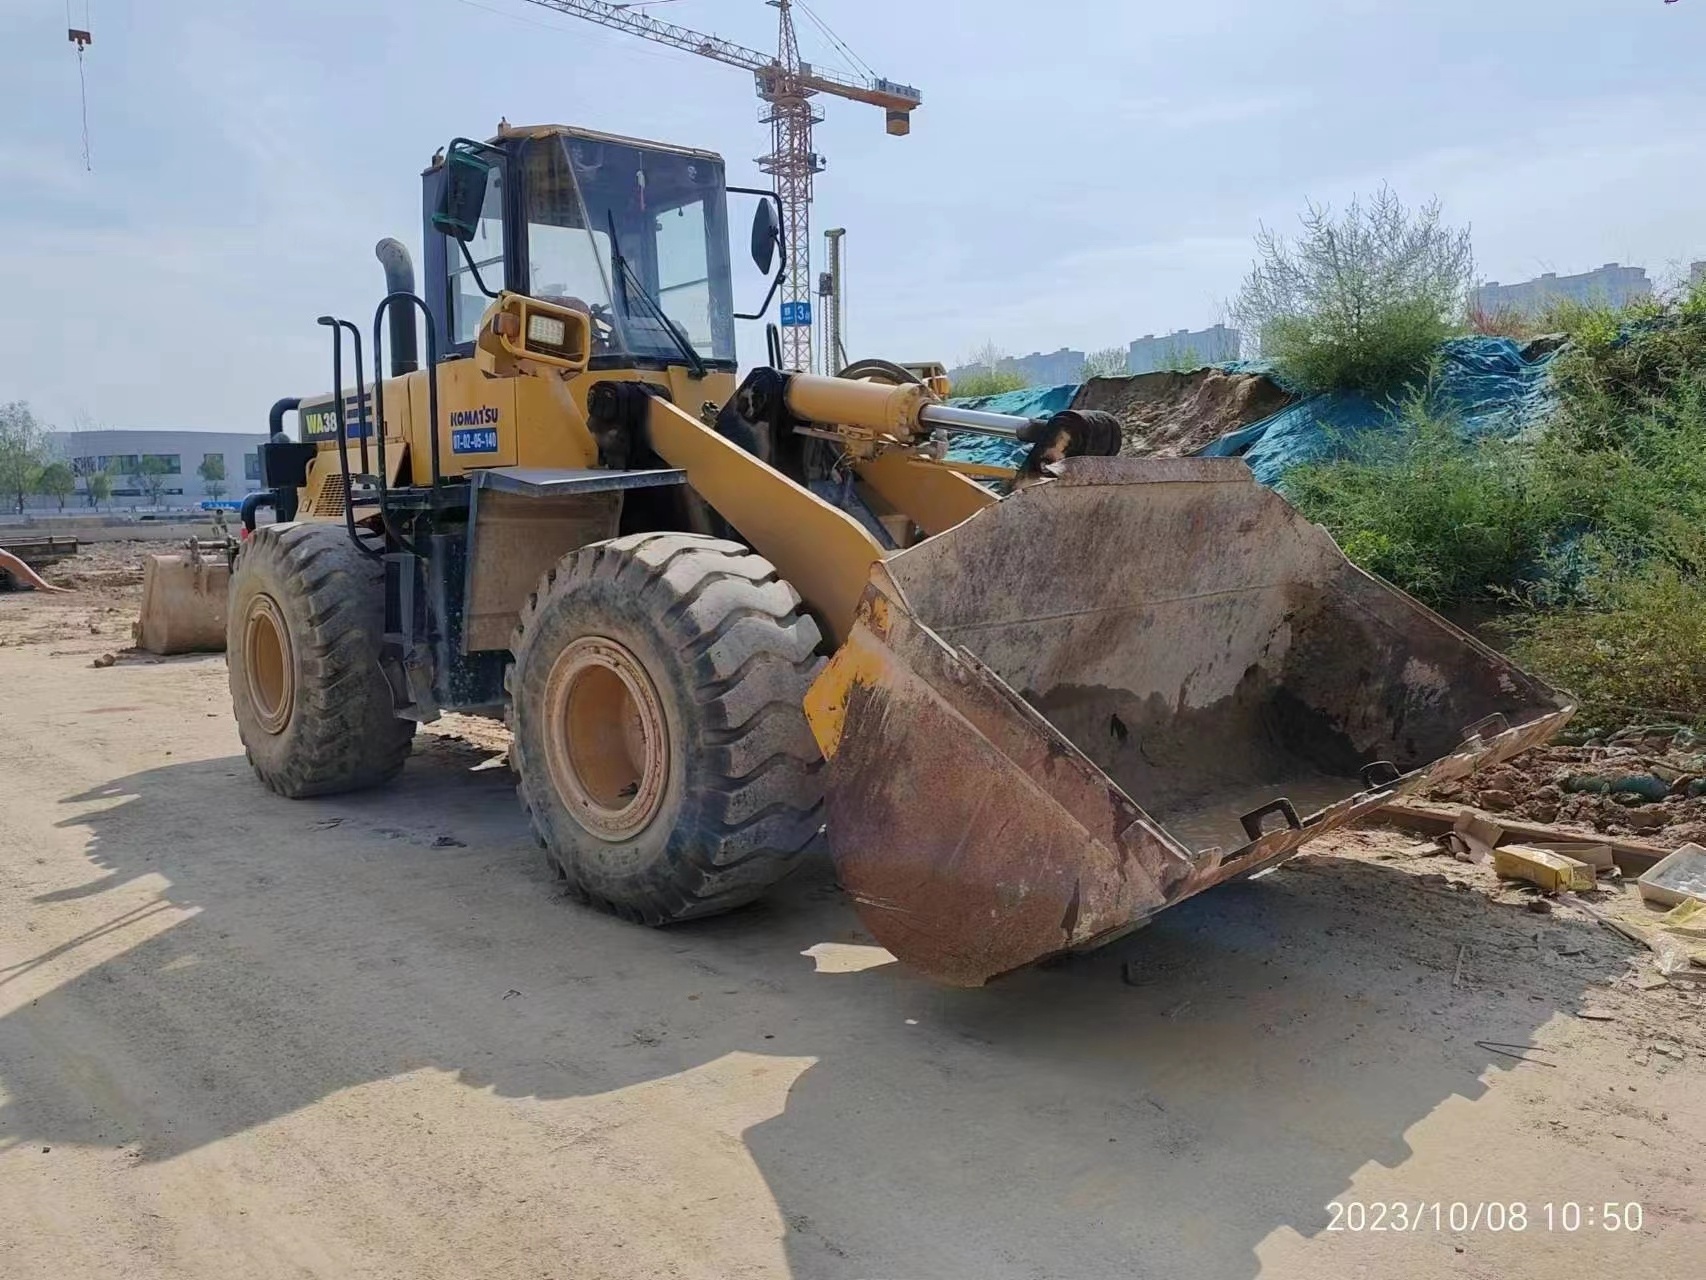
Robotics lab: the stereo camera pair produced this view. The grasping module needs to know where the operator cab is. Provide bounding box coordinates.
[423,124,755,372]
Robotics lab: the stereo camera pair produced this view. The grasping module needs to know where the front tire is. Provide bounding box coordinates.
[228,524,414,798]
[508,533,825,922]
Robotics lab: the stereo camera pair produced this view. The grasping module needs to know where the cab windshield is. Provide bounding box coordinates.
[522,135,736,365]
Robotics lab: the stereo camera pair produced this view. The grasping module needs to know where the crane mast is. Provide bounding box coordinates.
[518,0,919,372]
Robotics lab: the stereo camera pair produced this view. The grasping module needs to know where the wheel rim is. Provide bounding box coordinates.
[243,593,295,735]
[542,636,670,842]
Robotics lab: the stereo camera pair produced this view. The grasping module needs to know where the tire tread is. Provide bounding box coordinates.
[229,524,413,798]
[507,531,825,923]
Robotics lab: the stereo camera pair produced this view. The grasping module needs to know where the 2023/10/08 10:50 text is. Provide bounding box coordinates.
[1325,1202,1644,1232]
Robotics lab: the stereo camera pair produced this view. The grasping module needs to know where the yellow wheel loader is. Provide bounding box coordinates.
[228,122,1573,984]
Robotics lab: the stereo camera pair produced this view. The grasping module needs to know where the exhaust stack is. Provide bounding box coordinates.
[374,238,419,377]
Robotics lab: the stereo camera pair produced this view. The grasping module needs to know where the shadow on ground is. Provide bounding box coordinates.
[2,735,1627,1279]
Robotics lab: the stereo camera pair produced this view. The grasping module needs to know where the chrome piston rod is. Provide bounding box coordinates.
[916,403,1036,439]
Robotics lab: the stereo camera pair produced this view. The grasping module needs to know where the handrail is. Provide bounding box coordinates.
[372,291,444,490]
[315,316,382,560]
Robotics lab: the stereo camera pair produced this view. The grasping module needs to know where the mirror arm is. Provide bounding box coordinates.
[735,269,785,322]
[456,239,500,300]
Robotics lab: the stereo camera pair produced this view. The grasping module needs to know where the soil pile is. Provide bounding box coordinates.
[1071,368,1292,458]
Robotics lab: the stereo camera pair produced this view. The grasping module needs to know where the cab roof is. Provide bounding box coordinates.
[493,121,725,165]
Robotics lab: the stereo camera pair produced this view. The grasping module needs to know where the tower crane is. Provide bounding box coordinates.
[518,0,920,372]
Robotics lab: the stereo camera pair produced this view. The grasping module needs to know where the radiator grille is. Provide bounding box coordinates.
[310,471,348,518]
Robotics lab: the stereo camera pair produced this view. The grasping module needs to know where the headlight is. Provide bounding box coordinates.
[526,313,567,348]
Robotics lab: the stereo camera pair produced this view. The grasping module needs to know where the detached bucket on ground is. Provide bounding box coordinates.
[808,457,1574,986]
[134,542,231,655]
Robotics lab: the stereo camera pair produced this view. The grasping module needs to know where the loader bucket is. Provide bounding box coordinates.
[808,457,1574,986]
[134,547,230,655]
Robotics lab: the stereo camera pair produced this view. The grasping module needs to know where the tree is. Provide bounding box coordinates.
[952,342,1030,397]
[131,456,174,508]
[1160,345,1202,373]
[85,469,113,511]
[36,461,74,511]
[1232,185,1474,394]
[0,401,49,515]
[1079,347,1129,379]
[197,454,228,502]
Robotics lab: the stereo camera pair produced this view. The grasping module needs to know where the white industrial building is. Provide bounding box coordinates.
[27,429,270,512]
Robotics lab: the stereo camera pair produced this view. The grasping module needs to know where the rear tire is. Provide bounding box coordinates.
[508,532,825,922]
[228,523,414,798]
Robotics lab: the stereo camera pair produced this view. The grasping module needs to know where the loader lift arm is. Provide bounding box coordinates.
[597,367,1122,646]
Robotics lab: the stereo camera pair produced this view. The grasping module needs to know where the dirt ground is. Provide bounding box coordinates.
[2,560,1703,1280]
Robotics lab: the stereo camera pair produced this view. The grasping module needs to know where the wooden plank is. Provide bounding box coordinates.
[1372,797,1667,876]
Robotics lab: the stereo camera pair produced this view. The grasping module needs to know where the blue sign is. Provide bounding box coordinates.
[451,428,499,454]
[780,300,812,327]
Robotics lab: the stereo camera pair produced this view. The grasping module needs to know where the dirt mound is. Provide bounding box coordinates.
[1071,368,1292,458]
[1426,725,1706,845]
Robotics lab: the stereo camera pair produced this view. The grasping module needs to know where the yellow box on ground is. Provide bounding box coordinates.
[1492,844,1597,893]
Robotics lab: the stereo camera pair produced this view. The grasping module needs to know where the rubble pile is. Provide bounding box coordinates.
[1427,725,1706,844]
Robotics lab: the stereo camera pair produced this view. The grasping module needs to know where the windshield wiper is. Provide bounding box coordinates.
[606,212,707,379]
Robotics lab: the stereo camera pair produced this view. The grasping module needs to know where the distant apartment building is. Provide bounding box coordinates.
[947,324,1246,390]
[1472,264,1652,318]
[33,429,270,511]
[945,347,1086,390]
[1127,324,1241,374]
[1003,347,1087,386]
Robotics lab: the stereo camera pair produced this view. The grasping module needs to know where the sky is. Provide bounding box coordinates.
[2,0,1704,432]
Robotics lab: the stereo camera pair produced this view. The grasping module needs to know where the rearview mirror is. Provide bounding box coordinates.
[432,143,496,243]
[750,198,779,274]
[730,187,787,320]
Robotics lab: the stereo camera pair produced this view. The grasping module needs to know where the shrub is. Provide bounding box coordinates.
[1285,394,1567,607]
[1160,345,1203,373]
[1291,285,1706,727]
[1510,566,1706,729]
[1548,291,1706,447]
[1233,186,1473,395]
[1079,347,1129,379]
[950,368,1029,398]
[1262,298,1455,396]
[1467,304,1535,340]
[1468,295,1628,343]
